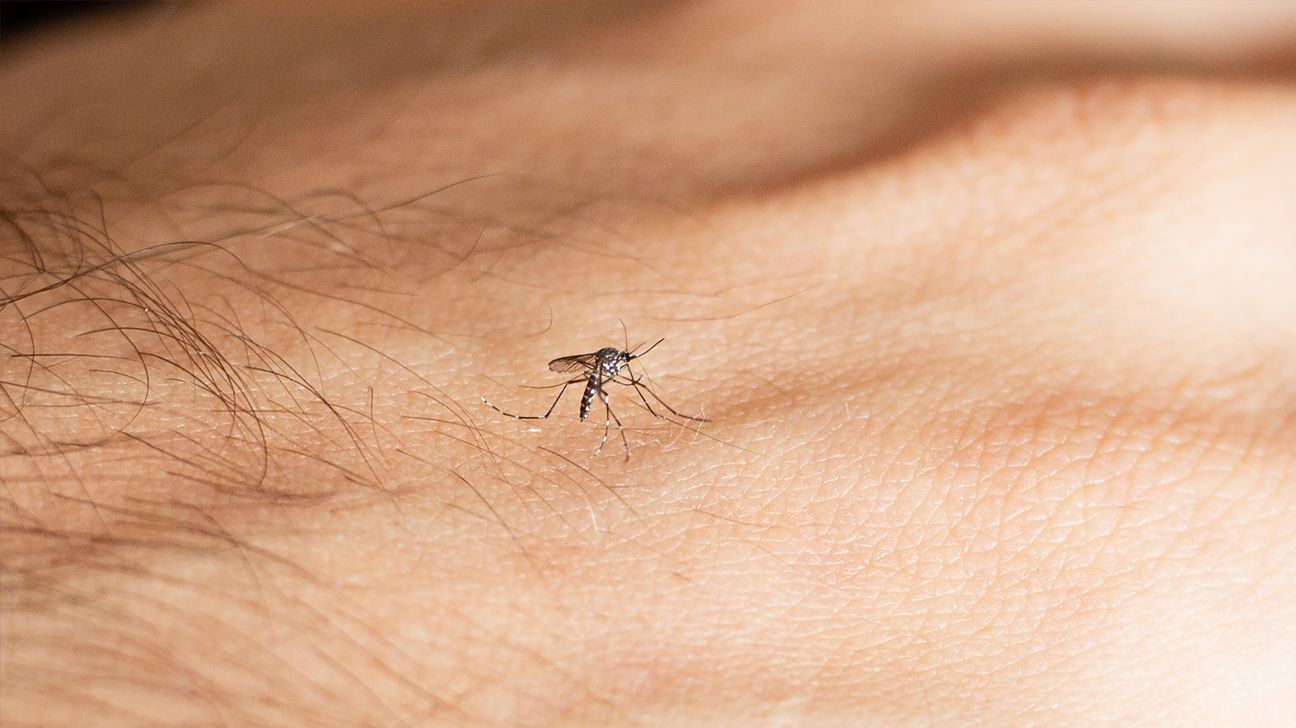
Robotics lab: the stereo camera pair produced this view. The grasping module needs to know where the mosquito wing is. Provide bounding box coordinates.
[547,352,599,374]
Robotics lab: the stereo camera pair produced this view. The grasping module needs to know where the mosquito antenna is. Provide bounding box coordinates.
[620,319,650,357]
[630,337,665,360]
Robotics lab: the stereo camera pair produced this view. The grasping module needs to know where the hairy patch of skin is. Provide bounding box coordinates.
[3,2,1296,726]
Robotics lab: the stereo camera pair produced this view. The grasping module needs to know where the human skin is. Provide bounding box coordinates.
[2,1,1294,725]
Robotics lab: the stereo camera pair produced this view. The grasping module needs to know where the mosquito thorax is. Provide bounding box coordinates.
[595,348,624,376]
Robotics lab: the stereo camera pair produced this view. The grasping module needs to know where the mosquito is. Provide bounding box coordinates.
[481,337,707,459]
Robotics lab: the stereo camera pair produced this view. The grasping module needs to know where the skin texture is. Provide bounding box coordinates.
[2,1,1295,725]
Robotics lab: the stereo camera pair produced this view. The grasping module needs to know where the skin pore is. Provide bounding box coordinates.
[2,2,1295,725]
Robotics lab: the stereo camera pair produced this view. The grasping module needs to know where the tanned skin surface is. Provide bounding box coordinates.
[2,2,1294,725]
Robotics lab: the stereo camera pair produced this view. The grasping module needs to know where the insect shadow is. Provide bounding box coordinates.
[482,332,707,460]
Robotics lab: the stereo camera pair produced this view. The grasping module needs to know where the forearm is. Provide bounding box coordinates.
[3,3,1295,726]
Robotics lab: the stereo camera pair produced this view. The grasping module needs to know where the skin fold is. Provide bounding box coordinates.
[2,2,1294,725]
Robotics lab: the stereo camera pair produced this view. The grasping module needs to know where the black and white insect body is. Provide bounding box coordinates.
[565,347,629,421]
[483,338,706,459]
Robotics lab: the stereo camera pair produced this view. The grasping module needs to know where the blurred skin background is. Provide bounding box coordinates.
[2,2,1294,726]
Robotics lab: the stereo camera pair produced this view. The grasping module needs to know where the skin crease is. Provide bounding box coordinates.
[2,1,1295,726]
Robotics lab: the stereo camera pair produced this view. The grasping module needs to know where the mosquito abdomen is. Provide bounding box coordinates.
[579,380,597,421]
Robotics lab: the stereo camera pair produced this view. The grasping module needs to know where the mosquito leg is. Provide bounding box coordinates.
[616,367,708,423]
[642,383,708,422]
[596,389,631,460]
[482,378,580,420]
[611,402,630,460]
[595,391,611,455]
[620,361,661,419]
[516,378,586,391]
[618,362,708,422]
